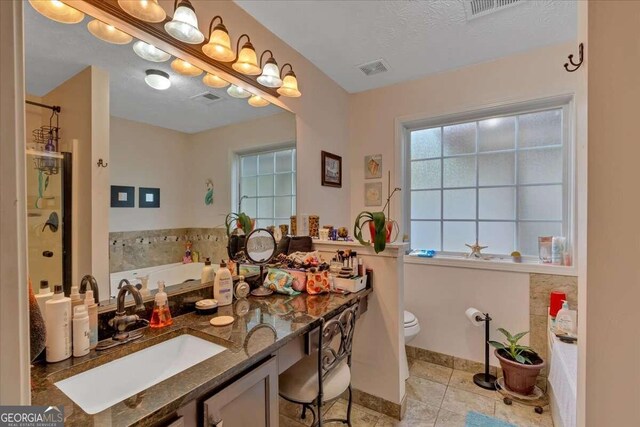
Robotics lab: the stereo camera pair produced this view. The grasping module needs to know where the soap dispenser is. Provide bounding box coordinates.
[555,300,577,335]
[150,281,173,328]
[201,258,215,284]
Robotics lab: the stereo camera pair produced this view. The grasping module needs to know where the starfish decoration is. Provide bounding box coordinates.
[465,240,488,258]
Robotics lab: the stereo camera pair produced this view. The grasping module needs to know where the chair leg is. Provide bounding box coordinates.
[301,405,307,420]
[317,396,323,427]
[346,385,353,427]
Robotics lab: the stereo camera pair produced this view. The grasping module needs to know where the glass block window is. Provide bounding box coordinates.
[239,147,296,229]
[409,107,566,256]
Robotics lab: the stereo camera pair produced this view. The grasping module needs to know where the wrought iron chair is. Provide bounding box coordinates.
[279,299,360,427]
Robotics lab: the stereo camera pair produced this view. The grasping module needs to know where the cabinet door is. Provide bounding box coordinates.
[203,356,278,427]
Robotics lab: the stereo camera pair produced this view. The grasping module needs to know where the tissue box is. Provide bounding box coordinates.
[334,275,367,293]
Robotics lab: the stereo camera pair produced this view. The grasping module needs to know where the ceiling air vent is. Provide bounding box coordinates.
[465,0,522,20]
[357,59,390,77]
[189,91,223,106]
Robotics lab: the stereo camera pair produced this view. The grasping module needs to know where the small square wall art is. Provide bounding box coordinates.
[110,185,134,208]
[364,154,382,179]
[139,187,160,208]
[364,182,383,206]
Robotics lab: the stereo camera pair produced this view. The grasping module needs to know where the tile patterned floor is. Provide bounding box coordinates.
[279,358,554,427]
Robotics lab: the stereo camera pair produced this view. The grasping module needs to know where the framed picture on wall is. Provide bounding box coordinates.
[364,154,382,179]
[365,182,383,206]
[321,151,342,188]
[139,187,160,208]
[110,185,134,208]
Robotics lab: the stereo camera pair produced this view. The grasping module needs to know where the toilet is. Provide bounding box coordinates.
[402,310,421,380]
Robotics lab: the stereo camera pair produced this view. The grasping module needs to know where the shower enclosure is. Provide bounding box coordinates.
[26,100,72,293]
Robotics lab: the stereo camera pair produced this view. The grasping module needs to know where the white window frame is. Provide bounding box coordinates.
[235,144,296,228]
[403,95,576,264]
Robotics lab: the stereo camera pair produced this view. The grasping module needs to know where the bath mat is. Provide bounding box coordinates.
[465,411,516,427]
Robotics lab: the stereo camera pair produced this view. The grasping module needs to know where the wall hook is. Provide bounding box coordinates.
[97,159,108,168]
[564,43,584,72]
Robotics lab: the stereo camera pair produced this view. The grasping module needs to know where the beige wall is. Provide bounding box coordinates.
[189,112,296,229]
[109,116,191,232]
[587,2,640,426]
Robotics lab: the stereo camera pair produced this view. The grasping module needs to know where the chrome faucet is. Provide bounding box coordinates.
[109,283,147,339]
[79,274,100,304]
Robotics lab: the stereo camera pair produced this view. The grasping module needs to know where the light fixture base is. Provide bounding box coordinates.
[473,373,497,390]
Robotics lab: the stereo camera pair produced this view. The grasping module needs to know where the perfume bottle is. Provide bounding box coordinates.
[149,281,173,328]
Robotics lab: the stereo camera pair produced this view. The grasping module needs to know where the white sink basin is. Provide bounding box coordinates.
[55,334,225,414]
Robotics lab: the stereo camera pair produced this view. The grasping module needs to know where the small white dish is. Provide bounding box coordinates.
[210,315,234,327]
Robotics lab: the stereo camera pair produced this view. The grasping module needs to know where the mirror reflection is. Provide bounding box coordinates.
[24,3,296,305]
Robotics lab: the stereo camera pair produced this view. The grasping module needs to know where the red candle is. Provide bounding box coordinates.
[549,291,567,318]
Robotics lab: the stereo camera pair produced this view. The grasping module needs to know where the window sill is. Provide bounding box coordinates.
[403,253,577,276]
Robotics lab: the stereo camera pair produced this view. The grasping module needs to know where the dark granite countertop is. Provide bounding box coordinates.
[31,289,371,426]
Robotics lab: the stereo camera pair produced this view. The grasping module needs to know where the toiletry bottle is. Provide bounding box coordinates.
[69,285,84,312]
[45,285,71,362]
[201,258,215,284]
[72,305,90,357]
[351,252,358,276]
[150,282,173,328]
[139,275,150,297]
[214,260,233,306]
[35,280,53,316]
[552,236,566,265]
[556,301,577,335]
[84,290,98,349]
[358,258,364,277]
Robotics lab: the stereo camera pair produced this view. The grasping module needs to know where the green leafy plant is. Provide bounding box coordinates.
[489,328,537,365]
[354,211,387,254]
[225,212,253,237]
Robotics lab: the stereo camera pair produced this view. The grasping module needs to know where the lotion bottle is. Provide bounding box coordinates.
[201,258,215,284]
[70,285,84,312]
[214,260,233,306]
[72,305,90,357]
[555,300,577,335]
[45,285,71,362]
[35,280,53,316]
[84,290,98,349]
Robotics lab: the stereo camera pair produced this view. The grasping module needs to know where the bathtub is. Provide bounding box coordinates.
[109,262,211,298]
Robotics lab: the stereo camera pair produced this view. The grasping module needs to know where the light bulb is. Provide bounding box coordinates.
[171,58,202,77]
[227,85,251,99]
[87,19,133,45]
[133,41,171,62]
[29,0,85,24]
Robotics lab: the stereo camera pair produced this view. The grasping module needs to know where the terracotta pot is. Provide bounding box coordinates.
[368,220,399,243]
[495,349,545,396]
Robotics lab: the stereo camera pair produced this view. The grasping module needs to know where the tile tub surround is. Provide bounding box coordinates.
[31,289,371,426]
[109,227,228,273]
[279,360,554,427]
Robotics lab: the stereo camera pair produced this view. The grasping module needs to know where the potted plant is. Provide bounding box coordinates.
[354,186,401,254]
[489,328,545,395]
[225,212,254,237]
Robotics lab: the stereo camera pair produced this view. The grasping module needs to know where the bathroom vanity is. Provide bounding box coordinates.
[30,290,370,426]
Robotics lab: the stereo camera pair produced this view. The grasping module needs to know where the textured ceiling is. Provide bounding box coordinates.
[235,0,577,93]
[24,3,283,134]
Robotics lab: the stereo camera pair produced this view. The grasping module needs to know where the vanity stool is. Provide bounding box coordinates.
[278,300,360,427]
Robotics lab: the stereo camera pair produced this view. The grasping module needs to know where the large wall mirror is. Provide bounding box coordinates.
[24,1,296,306]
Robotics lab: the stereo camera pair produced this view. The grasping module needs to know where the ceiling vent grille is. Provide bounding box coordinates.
[465,0,522,20]
[189,91,223,106]
[357,59,390,77]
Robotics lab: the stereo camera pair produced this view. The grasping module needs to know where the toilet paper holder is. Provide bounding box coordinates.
[466,308,497,391]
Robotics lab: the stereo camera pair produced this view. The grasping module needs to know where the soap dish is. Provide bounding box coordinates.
[195,299,218,315]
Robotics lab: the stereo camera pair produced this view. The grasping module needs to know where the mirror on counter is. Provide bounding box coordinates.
[24,2,297,307]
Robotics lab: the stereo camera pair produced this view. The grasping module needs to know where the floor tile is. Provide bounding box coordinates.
[410,360,453,385]
[279,415,306,427]
[324,399,381,427]
[494,400,553,427]
[440,387,495,417]
[434,408,467,427]
[279,397,335,426]
[406,376,447,407]
[375,398,439,426]
[447,369,501,400]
